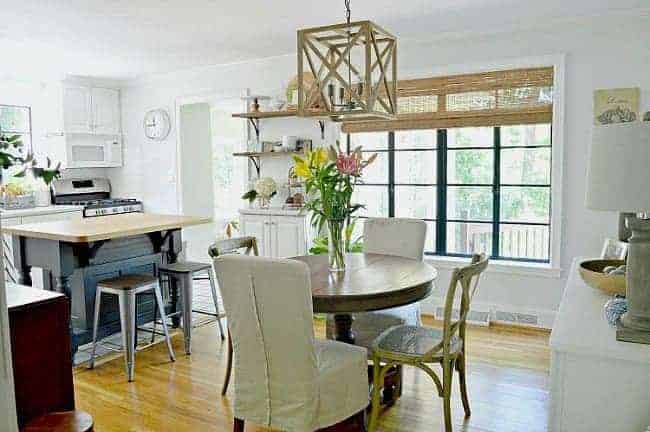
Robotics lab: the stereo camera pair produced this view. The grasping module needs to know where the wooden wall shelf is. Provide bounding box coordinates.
[231,110,326,141]
[232,151,305,158]
[233,151,306,176]
[232,110,298,119]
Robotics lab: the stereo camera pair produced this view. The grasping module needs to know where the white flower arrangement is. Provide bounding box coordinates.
[254,177,277,198]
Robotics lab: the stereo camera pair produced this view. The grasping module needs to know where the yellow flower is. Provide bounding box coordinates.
[293,156,312,179]
[311,148,328,168]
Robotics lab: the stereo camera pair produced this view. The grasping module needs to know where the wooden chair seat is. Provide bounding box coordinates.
[22,410,94,432]
[373,325,463,361]
[97,274,157,291]
[158,261,212,274]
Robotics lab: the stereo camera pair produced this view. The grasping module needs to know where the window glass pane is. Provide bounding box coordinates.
[424,221,436,253]
[349,132,388,150]
[500,147,551,185]
[360,151,388,184]
[447,222,492,255]
[499,224,549,261]
[395,151,436,184]
[447,186,493,221]
[352,185,389,217]
[501,124,551,147]
[395,130,436,149]
[447,127,493,148]
[0,106,30,133]
[395,186,436,219]
[500,186,550,223]
[447,149,493,184]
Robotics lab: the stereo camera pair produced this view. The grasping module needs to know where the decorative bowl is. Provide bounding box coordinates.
[578,259,626,296]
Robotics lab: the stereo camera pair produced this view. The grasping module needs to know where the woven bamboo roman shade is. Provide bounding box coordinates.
[341,66,554,133]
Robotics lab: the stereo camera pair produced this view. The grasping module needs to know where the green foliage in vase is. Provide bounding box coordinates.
[309,218,364,255]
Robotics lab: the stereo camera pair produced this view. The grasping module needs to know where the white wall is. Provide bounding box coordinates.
[117,12,650,327]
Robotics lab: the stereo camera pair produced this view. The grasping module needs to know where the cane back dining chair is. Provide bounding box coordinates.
[213,255,369,432]
[368,254,489,432]
[207,236,258,396]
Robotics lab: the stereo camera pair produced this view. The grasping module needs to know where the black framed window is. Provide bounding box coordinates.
[347,123,552,263]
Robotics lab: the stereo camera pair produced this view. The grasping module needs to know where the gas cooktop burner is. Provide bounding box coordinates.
[73,198,141,208]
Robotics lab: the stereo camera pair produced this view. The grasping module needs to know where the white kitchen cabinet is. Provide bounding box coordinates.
[239,213,270,257]
[43,84,123,168]
[63,85,93,134]
[240,210,311,258]
[91,87,121,135]
[63,84,121,136]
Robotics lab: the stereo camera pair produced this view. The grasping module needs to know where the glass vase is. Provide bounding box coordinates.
[327,218,346,272]
[258,196,270,209]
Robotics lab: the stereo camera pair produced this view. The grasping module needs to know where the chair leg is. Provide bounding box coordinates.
[233,418,244,432]
[442,360,454,432]
[154,285,176,362]
[457,353,471,417]
[151,291,158,345]
[88,289,102,370]
[119,291,137,382]
[368,355,383,432]
[207,269,226,341]
[221,331,233,396]
[180,272,193,355]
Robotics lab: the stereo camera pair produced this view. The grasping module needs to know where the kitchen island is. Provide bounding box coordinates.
[3,213,210,356]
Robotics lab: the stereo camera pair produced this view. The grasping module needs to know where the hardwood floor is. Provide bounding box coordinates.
[73,317,550,432]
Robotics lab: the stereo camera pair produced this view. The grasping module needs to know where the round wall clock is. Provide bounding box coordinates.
[143,109,171,140]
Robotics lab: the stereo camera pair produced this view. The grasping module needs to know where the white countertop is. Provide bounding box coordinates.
[0,205,83,219]
[550,257,650,363]
[239,207,306,216]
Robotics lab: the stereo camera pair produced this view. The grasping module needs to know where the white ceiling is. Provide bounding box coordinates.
[0,0,646,80]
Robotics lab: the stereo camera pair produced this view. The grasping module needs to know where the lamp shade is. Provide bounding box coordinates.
[586,123,650,212]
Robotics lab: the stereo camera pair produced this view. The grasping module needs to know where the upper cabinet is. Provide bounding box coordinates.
[63,85,121,135]
[91,87,121,135]
[63,86,93,133]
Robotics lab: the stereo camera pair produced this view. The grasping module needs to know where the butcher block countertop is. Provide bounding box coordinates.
[1,213,211,243]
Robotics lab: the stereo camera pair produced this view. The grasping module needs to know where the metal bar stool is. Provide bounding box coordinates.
[157,261,225,355]
[88,274,175,382]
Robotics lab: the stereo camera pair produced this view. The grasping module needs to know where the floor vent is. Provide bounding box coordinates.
[435,307,490,326]
[493,310,539,326]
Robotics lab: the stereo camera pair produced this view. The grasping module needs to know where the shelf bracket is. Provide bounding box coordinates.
[248,156,261,177]
[317,120,326,140]
[247,118,261,141]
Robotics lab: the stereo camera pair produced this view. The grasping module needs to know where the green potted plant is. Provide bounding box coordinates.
[17,157,62,206]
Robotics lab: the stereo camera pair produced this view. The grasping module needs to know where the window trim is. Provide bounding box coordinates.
[345,56,565,274]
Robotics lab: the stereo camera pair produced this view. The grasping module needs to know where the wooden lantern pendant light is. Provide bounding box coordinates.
[297,0,397,122]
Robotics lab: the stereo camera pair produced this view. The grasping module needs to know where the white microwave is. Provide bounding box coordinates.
[66,135,123,168]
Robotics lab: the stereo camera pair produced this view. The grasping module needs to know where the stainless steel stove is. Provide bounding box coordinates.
[52,178,143,218]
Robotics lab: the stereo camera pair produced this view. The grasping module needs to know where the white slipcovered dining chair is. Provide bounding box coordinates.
[213,254,369,432]
[326,218,427,350]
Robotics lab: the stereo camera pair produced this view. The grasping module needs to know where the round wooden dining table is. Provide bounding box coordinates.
[292,252,438,345]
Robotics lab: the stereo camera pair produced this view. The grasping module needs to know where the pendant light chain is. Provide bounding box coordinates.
[345,0,353,107]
